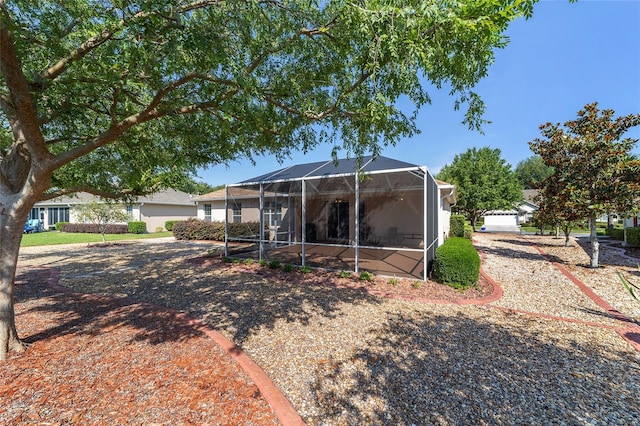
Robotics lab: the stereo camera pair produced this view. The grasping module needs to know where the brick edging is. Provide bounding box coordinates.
[527,243,640,353]
[26,266,306,426]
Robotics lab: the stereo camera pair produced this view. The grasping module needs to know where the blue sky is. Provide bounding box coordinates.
[197,0,640,186]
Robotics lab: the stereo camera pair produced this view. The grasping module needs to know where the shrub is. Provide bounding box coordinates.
[606,227,624,241]
[55,222,69,231]
[450,214,465,238]
[172,219,263,241]
[463,225,473,240]
[259,259,268,267]
[433,237,480,290]
[61,223,128,234]
[388,277,399,286]
[243,258,254,265]
[299,265,311,274]
[412,280,421,289]
[165,220,178,231]
[283,264,294,272]
[339,271,352,279]
[268,260,281,269]
[359,271,374,282]
[127,221,147,234]
[626,227,640,247]
[172,219,220,240]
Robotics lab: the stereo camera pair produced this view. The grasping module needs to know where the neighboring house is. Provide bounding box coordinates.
[623,213,639,228]
[30,189,196,232]
[482,189,539,232]
[211,156,455,280]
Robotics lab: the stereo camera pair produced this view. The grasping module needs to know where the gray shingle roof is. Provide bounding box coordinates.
[237,155,420,185]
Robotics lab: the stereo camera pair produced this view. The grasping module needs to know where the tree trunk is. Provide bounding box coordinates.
[589,214,600,268]
[0,207,28,360]
[563,226,571,247]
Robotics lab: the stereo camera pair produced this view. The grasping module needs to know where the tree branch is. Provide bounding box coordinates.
[0,20,52,164]
[36,1,224,86]
[39,186,139,201]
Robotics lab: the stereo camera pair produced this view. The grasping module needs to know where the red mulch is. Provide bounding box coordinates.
[2,267,280,426]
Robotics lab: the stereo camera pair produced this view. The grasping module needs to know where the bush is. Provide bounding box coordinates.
[61,223,128,234]
[433,237,480,290]
[172,219,263,241]
[606,227,625,241]
[127,221,147,234]
[463,225,473,240]
[359,271,374,282]
[268,260,281,269]
[165,220,178,231]
[626,227,640,247]
[283,264,294,272]
[173,219,222,240]
[55,222,69,231]
[450,214,465,238]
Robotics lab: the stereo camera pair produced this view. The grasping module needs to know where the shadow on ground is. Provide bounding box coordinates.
[17,242,380,345]
[15,268,208,346]
[309,310,640,425]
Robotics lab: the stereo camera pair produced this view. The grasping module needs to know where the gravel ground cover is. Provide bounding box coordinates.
[13,235,640,425]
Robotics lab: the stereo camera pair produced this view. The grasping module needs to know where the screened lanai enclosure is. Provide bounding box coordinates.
[223,156,441,280]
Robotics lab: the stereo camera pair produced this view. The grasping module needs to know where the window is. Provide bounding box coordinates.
[204,204,212,222]
[125,205,133,216]
[263,202,282,227]
[48,207,69,228]
[28,208,40,221]
[232,203,242,223]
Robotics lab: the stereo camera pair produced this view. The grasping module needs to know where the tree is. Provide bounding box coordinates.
[514,155,553,189]
[530,102,640,268]
[531,184,581,246]
[73,200,132,244]
[173,178,221,196]
[0,0,537,360]
[437,147,522,229]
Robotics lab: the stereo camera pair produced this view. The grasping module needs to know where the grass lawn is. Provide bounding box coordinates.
[21,231,174,247]
[520,226,609,235]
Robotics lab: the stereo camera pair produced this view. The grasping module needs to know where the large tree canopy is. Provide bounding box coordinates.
[530,102,640,267]
[436,146,522,229]
[514,155,553,189]
[0,0,538,360]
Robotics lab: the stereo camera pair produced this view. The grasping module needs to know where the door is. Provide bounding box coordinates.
[328,201,349,240]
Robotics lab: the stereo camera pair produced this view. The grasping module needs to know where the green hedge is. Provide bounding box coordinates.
[127,221,147,234]
[605,227,625,241]
[433,237,480,290]
[463,225,473,240]
[61,223,128,234]
[55,222,69,231]
[450,214,465,238]
[165,220,178,231]
[626,227,640,247]
[172,219,264,241]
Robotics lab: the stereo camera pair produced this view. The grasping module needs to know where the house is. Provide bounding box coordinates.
[623,213,639,228]
[482,190,539,232]
[211,156,455,280]
[29,189,196,232]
